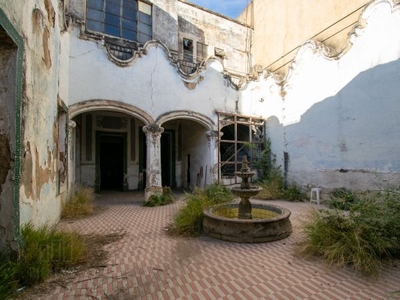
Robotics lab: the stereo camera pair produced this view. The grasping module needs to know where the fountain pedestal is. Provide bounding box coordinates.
[232,156,261,219]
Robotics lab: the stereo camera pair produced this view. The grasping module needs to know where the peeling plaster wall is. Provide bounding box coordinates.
[257,0,400,192]
[0,0,68,229]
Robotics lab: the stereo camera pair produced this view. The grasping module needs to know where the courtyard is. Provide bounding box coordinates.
[17,191,400,300]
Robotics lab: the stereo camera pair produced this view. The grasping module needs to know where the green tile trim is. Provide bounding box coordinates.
[0,9,24,249]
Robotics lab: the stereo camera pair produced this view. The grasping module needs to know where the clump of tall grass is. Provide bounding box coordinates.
[329,187,359,210]
[257,168,285,200]
[62,185,96,219]
[0,223,88,297]
[0,254,18,299]
[172,183,234,236]
[17,223,87,285]
[297,192,400,276]
[144,187,175,207]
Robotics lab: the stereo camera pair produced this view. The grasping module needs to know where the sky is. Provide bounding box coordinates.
[188,0,249,19]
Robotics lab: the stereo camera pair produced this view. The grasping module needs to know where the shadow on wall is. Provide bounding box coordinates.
[272,58,400,189]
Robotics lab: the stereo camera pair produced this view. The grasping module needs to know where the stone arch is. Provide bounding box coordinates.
[156,110,214,130]
[69,99,155,125]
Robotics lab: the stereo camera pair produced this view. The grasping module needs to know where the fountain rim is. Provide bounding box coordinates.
[203,201,292,224]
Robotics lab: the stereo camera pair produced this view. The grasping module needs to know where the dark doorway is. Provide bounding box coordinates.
[161,130,175,187]
[96,133,126,191]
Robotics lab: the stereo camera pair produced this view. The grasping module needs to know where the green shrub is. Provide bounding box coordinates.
[144,187,175,207]
[172,183,234,236]
[0,255,18,299]
[298,194,400,276]
[329,187,359,210]
[62,185,96,219]
[257,167,285,200]
[18,223,86,285]
[282,182,306,201]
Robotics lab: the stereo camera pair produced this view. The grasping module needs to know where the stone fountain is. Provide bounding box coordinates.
[203,156,292,243]
[232,155,262,219]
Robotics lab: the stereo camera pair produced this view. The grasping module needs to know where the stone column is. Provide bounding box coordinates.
[205,130,221,184]
[143,124,164,201]
[67,120,76,191]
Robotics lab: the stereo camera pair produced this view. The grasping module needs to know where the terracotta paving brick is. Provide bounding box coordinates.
[19,191,400,299]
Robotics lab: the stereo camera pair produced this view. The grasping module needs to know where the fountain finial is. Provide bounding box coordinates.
[241,155,250,172]
[235,155,254,190]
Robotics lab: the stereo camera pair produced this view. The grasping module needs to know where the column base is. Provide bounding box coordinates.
[144,186,163,202]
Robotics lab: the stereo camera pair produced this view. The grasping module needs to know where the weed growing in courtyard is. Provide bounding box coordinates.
[0,254,18,299]
[62,185,96,219]
[0,223,89,298]
[17,223,87,285]
[297,190,400,276]
[144,187,175,207]
[329,187,359,210]
[172,183,234,236]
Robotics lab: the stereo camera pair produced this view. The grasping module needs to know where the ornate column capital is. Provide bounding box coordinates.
[206,130,222,147]
[68,120,76,144]
[143,124,164,146]
[143,123,164,136]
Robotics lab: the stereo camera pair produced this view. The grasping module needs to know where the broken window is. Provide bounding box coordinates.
[86,0,152,44]
[196,42,208,62]
[183,38,193,62]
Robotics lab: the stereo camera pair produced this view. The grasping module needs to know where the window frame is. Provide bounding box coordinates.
[196,41,208,62]
[86,0,152,44]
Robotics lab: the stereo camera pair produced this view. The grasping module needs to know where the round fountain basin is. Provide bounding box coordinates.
[203,202,292,243]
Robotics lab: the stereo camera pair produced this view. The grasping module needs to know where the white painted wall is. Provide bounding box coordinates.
[68,28,250,125]
[258,0,400,192]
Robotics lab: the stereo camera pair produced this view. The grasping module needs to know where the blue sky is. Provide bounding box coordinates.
[188,0,249,19]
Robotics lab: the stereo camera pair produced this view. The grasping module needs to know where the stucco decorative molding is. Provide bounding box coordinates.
[69,99,154,125]
[77,23,246,90]
[67,121,76,144]
[143,124,164,147]
[205,130,221,147]
[269,0,400,87]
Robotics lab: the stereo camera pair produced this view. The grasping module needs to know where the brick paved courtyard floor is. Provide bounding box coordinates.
[20,191,400,299]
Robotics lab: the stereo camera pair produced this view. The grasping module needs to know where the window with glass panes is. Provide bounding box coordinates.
[196,42,208,62]
[86,0,152,44]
